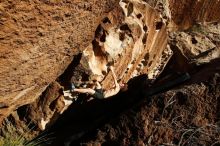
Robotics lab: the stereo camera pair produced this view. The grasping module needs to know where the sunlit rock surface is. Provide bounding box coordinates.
[0,0,119,123]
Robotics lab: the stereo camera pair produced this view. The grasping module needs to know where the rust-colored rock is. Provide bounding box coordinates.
[0,0,119,123]
[168,0,220,29]
[17,1,172,130]
[142,0,220,30]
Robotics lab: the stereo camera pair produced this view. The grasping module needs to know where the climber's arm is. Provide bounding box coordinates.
[103,66,120,98]
[73,88,95,95]
[110,66,120,93]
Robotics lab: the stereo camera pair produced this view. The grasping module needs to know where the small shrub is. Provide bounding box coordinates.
[0,119,50,146]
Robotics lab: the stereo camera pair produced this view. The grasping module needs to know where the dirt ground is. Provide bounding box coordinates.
[74,59,220,146]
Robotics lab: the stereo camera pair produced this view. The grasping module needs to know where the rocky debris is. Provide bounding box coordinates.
[169,23,220,66]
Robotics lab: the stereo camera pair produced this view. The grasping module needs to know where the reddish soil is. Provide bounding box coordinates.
[77,59,220,146]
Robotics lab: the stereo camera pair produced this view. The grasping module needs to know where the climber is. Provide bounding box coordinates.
[71,66,122,99]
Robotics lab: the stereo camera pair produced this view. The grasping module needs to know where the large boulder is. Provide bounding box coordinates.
[0,0,119,123]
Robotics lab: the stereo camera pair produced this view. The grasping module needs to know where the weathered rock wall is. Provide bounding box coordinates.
[168,0,220,29]
[21,0,173,131]
[143,0,220,30]
[0,0,119,122]
[83,1,172,90]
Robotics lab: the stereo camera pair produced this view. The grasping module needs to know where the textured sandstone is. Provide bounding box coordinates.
[83,0,172,91]
[21,0,172,130]
[142,0,220,30]
[0,0,119,123]
[168,0,220,29]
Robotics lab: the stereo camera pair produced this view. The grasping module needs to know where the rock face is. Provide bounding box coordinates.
[83,0,172,88]
[168,0,220,29]
[0,0,173,129]
[15,0,173,132]
[0,0,119,123]
[0,0,220,143]
[143,0,220,30]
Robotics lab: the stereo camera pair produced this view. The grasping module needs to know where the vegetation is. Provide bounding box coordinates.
[0,119,50,146]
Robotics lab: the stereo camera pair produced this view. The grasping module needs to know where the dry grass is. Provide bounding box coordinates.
[0,119,51,146]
